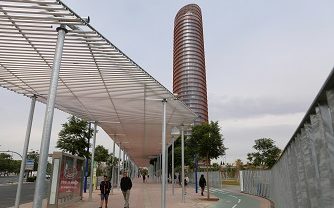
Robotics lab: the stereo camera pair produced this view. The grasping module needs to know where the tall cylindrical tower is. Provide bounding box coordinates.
[173,4,208,123]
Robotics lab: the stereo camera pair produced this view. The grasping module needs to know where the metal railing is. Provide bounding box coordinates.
[241,69,334,208]
[189,171,223,189]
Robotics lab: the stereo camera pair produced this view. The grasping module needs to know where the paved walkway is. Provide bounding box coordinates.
[68,178,215,208]
[18,178,215,208]
[17,178,270,208]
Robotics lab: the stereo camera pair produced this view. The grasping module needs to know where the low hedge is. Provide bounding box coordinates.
[27,176,36,182]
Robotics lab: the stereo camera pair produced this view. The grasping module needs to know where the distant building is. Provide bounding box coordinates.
[173,4,208,124]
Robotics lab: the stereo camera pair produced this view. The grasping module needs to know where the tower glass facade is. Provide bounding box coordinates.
[173,4,208,123]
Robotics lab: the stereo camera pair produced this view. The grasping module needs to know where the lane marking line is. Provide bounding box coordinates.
[209,188,243,208]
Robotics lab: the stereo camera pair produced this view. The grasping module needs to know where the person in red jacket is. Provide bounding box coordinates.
[99,175,112,208]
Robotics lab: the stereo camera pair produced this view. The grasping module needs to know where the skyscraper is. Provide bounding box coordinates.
[173,4,208,123]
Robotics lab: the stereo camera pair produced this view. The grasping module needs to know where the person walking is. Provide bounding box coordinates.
[120,171,132,208]
[99,175,112,208]
[184,175,189,194]
[199,174,206,196]
[143,174,146,183]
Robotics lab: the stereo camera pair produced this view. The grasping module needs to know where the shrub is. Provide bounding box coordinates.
[27,176,36,182]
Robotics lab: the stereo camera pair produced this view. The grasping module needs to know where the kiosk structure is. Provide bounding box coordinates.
[48,152,84,208]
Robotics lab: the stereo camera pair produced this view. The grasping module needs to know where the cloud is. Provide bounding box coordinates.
[221,112,304,129]
[209,94,310,120]
[220,119,299,163]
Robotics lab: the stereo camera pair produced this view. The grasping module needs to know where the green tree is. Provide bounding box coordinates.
[167,136,194,177]
[235,159,244,170]
[0,153,12,175]
[27,150,39,171]
[94,145,109,164]
[0,153,21,175]
[107,154,118,168]
[56,116,93,158]
[225,163,236,178]
[94,145,109,176]
[139,167,148,176]
[106,154,119,178]
[0,153,11,160]
[188,121,226,199]
[46,162,52,175]
[12,160,21,174]
[247,138,281,169]
[212,162,220,171]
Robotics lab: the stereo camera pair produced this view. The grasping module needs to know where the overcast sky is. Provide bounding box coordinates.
[1,0,334,164]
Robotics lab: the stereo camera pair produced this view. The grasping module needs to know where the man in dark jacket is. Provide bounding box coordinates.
[120,171,132,208]
[99,175,112,208]
[199,174,206,196]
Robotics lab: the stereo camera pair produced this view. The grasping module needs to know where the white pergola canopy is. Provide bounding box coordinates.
[0,0,197,166]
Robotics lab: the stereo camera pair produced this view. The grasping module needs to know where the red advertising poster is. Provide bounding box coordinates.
[58,156,83,196]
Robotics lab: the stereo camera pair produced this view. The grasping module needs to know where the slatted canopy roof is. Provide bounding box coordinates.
[0,0,197,166]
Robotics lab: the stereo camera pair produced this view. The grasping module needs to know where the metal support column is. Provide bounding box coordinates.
[125,152,127,170]
[172,136,175,195]
[123,150,126,171]
[161,99,167,208]
[154,160,156,181]
[126,155,128,170]
[159,154,162,182]
[128,158,130,176]
[166,143,168,191]
[130,159,133,177]
[15,95,36,208]
[84,122,91,193]
[195,155,198,193]
[181,125,185,202]
[118,143,121,189]
[89,122,97,201]
[126,156,128,172]
[131,161,134,178]
[32,26,67,208]
[157,156,160,182]
[111,140,116,194]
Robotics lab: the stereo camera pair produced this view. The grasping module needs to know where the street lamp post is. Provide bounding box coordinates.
[171,138,174,195]
[181,125,185,202]
[0,150,23,159]
[171,126,180,196]
[161,98,167,208]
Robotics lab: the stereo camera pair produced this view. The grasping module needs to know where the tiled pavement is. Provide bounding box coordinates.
[19,178,216,208]
[17,178,271,208]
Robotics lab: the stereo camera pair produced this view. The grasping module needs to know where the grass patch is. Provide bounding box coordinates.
[222,179,240,186]
[200,197,219,201]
